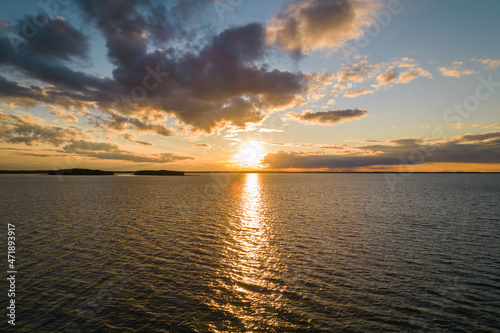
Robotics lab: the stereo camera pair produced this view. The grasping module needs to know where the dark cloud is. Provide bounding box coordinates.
[266,0,381,54]
[0,35,112,92]
[76,0,149,67]
[263,132,500,169]
[390,138,424,147]
[459,132,500,142]
[0,75,43,100]
[121,22,306,131]
[289,109,367,125]
[76,0,213,60]
[263,151,396,169]
[15,15,89,61]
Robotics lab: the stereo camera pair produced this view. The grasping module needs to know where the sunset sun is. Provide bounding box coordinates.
[234,141,265,168]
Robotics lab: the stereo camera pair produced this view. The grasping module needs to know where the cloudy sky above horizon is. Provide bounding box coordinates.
[0,0,499,171]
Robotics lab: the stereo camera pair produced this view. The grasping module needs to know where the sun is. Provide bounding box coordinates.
[233,141,265,168]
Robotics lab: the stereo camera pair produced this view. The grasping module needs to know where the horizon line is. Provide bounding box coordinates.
[1,170,500,174]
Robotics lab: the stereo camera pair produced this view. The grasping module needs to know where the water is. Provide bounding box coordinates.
[1,173,499,332]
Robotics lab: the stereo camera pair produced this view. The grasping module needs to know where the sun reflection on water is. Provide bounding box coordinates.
[229,173,267,292]
[239,173,263,248]
[209,173,284,331]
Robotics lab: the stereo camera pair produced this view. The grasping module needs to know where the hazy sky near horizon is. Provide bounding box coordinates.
[0,0,499,171]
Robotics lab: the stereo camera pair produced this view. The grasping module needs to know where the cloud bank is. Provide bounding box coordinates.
[0,112,191,163]
[263,132,500,169]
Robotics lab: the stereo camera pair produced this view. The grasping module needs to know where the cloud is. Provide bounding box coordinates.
[266,0,381,54]
[258,128,285,133]
[298,143,361,153]
[121,133,154,146]
[398,67,433,83]
[263,132,500,169]
[334,58,431,92]
[375,66,432,87]
[375,67,398,86]
[449,123,500,130]
[289,109,367,125]
[0,32,111,93]
[100,112,174,137]
[134,140,153,146]
[438,65,478,78]
[47,106,78,122]
[77,0,213,62]
[80,151,192,163]
[62,140,118,153]
[393,57,418,68]
[14,15,90,61]
[336,60,377,85]
[0,112,84,146]
[63,140,193,163]
[193,143,211,148]
[344,87,373,98]
[476,58,500,70]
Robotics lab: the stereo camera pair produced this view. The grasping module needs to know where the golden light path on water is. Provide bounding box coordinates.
[208,173,285,331]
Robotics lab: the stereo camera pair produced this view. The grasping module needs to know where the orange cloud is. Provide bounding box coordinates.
[344,87,373,98]
[477,58,500,69]
[438,67,477,78]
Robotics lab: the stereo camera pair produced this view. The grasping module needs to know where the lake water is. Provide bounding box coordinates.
[1,173,499,332]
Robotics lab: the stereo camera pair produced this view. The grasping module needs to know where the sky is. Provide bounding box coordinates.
[0,0,499,171]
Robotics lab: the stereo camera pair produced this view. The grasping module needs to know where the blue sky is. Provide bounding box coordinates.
[0,0,499,171]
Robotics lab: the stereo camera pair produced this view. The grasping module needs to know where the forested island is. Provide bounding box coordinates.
[48,168,114,175]
[134,170,184,176]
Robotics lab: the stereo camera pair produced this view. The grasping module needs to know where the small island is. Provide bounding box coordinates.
[48,168,114,175]
[134,170,184,176]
